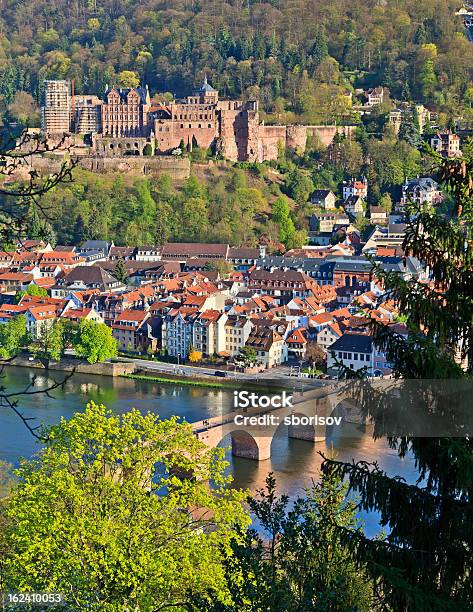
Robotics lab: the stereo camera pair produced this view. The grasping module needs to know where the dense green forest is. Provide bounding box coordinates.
[0,0,472,126]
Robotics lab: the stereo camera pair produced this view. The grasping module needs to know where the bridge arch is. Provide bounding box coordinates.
[218,429,271,461]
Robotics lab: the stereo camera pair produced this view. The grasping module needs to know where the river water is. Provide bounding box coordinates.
[0,367,419,536]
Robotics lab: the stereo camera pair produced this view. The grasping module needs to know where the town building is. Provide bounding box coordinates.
[343,195,365,217]
[224,316,253,357]
[430,131,461,158]
[111,309,153,352]
[311,212,350,233]
[327,333,373,377]
[74,95,103,134]
[364,87,385,107]
[343,177,368,201]
[317,321,344,353]
[52,266,126,296]
[192,310,227,356]
[162,308,198,359]
[101,86,151,137]
[286,328,308,360]
[389,104,431,135]
[245,327,287,369]
[368,206,388,224]
[310,189,337,209]
[400,177,443,208]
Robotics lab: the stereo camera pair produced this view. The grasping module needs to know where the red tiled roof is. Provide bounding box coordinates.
[197,309,222,323]
[0,272,34,282]
[310,312,334,326]
[62,308,93,320]
[287,328,308,344]
[27,305,60,320]
[114,309,149,323]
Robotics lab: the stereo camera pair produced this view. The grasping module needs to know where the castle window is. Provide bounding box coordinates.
[208,124,212,128]
[198,124,201,128]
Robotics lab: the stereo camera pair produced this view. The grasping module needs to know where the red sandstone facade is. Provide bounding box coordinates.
[43,78,355,162]
[101,86,151,137]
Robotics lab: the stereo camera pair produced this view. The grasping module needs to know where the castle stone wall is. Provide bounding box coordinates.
[306,125,356,146]
[286,125,308,150]
[84,156,190,179]
[155,121,217,153]
[16,154,191,180]
[256,125,287,161]
[219,108,243,161]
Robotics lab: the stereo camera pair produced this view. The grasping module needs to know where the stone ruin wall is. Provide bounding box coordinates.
[305,125,356,146]
[14,154,191,180]
[255,125,287,162]
[154,120,217,154]
[251,124,356,162]
[218,108,244,161]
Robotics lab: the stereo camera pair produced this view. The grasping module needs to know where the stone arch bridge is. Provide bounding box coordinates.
[191,382,383,461]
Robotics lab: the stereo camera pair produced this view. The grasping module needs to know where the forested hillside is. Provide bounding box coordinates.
[0,0,471,125]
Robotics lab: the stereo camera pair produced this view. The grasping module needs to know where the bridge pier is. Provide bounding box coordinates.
[287,421,325,443]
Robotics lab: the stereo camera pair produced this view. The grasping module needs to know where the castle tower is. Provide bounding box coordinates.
[196,76,219,105]
[41,80,71,134]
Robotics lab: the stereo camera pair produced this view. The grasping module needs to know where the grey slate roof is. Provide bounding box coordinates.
[80,240,112,255]
[330,333,372,354]
[60,265,122,289]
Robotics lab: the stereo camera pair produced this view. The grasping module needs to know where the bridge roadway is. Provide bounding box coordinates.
[190,382,365,461]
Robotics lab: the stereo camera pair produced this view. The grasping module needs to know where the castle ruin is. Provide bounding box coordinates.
[41,79,354,163]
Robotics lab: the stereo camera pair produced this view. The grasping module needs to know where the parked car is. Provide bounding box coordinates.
[214,370,227,378]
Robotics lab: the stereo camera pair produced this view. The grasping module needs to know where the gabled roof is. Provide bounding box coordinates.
[61,308,94,321]
[80,240,111,253]
[311,189,334,200]
[61,266,121,288]
[0,272,34,282]
[344,195,364,206]
[27,305,60,321]
[310,312,334,326]
[105,86,149,105]
[196,309,223,324]
[286,328,308,344]
[114,309,149,324]
[227,247,260,259]
[246,328,283,351]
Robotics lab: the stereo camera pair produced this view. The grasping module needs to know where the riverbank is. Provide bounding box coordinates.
[123,372,286,392]
[1,355,289,391]
[0,355,135,377]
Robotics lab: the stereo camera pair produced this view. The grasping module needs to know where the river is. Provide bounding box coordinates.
[0,366,420,536]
